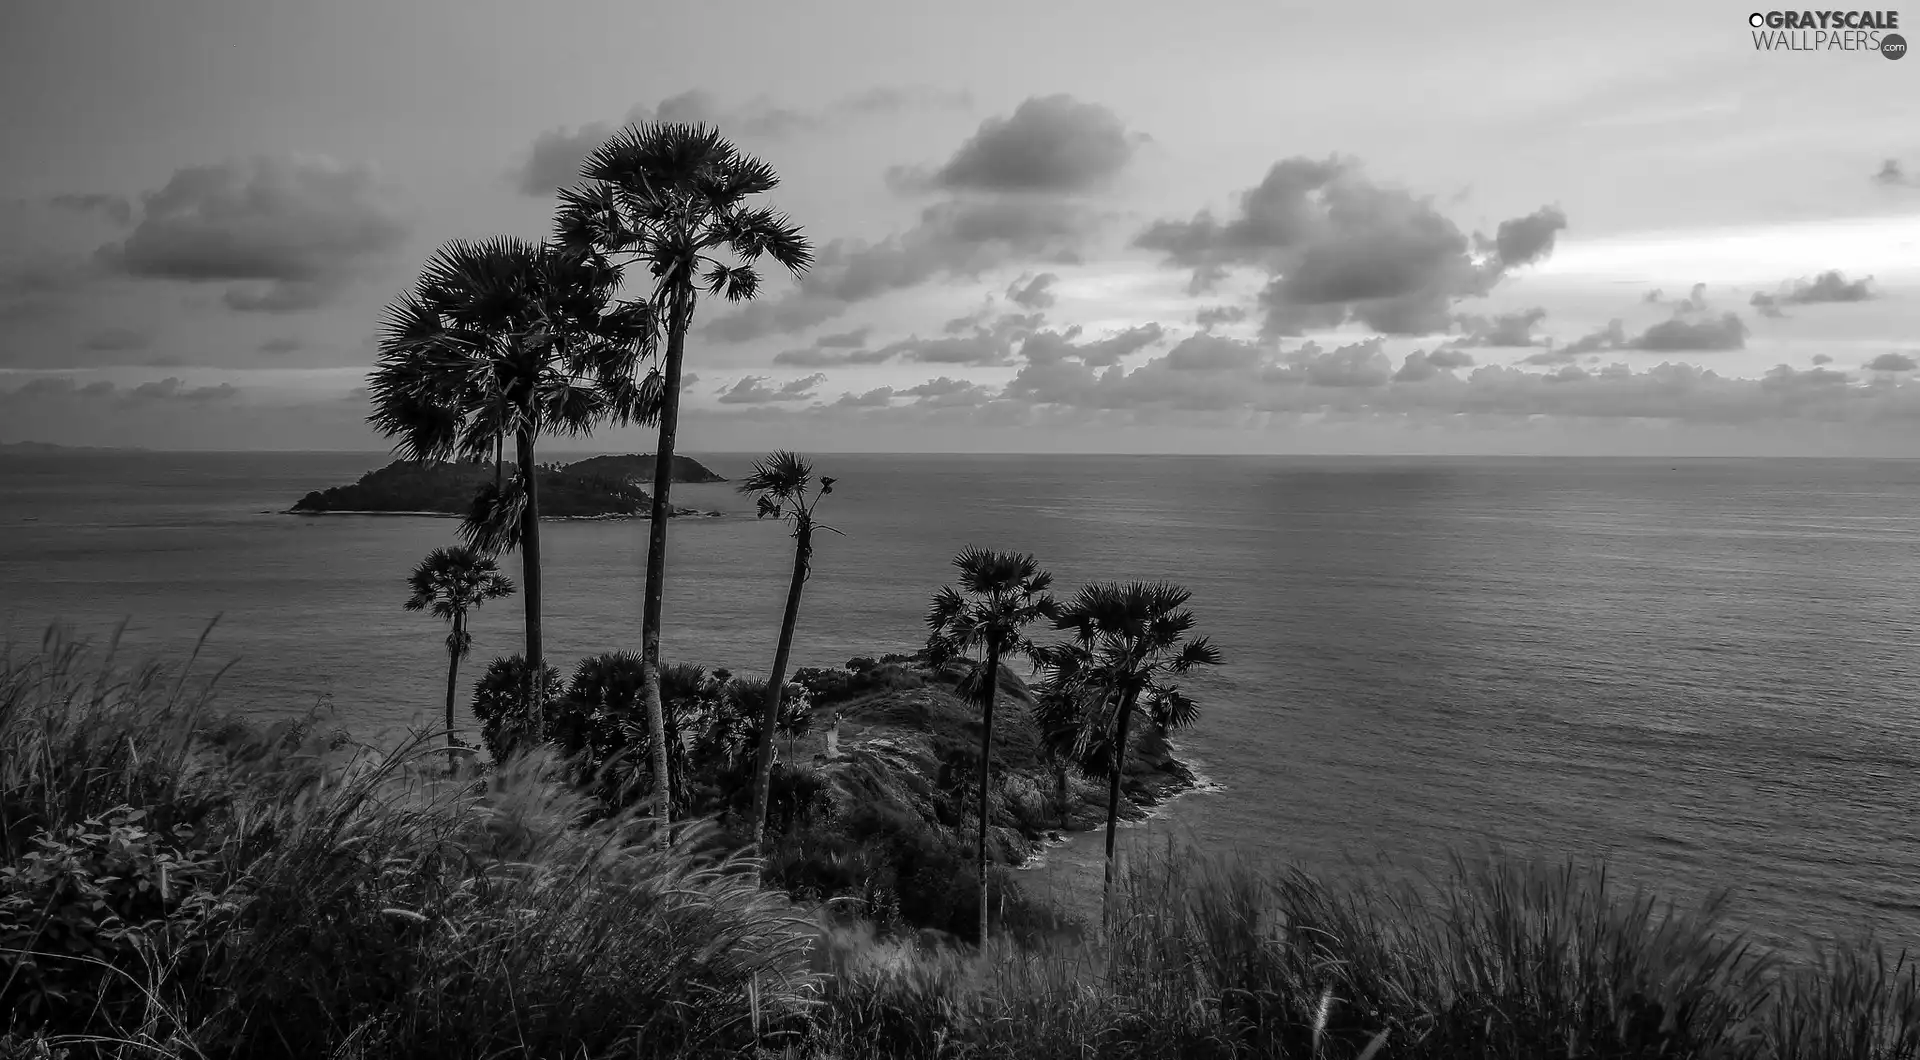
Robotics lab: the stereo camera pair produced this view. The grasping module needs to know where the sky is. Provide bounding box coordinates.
[2,0,1918,455]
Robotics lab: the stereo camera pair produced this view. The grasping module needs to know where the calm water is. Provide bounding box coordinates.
[4,450,1920,953]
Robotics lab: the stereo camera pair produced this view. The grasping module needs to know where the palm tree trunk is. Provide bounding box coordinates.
[1102,687,1140,938]
[749,522,811,854]
[639,283,691,828]
[516,428,546,734]
[445,616,463,774]
[975,635,1003,948]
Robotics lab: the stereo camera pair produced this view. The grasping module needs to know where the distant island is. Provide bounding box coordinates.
[0,441,145,453]
[288,454,727,518]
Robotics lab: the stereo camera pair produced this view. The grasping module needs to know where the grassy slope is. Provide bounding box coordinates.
[9,636,1920,1059]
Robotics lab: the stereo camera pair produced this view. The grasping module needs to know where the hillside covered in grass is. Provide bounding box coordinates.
[288,457,724,517]
[562,453,728,484]
[8,635,1920,1059]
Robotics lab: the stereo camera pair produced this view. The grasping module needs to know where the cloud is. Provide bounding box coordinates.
[1867,352,1918,372]
[1005,272,1058,310]
[1812,354,1833,365]
[1393,348,1476,382]
[902,377,998,407]
[1194,305,1246,331]
[1646,283,1710,313]
[1749,270,1875,317]
[705,197,1098,341]
[1627,312,1748,352]
[772,328,895,366]
[1136,156,1566,337]
[98,154,408,313]
[815,327,870,348]
[1021,323,1165,367]
[1451,307,1548,348]
[82,327,153,352]
[127,376,239,402]
[680,372,700,392]
[1873,159,1918,187]
[49,193,133,226]
[257,337,303,355]
[703,96,1134,342]
[715,373,826,404]
[515,87,972,196]
[893,95,1137,194]
[834,386,897,407]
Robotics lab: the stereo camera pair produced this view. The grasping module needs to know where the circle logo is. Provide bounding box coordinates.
[1885,33,1908,59]
[1749,11,1767,27]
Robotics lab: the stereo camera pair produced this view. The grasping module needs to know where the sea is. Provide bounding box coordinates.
[4,449,1919,955]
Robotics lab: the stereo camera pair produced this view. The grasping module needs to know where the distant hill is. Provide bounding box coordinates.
[560,453,726,484]
[288,458,719,517]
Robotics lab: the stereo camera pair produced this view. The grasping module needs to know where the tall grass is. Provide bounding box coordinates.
[1,628,820,1059]
[7,630,1920,1058]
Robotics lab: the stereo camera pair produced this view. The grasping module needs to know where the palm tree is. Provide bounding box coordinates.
[404,546,515,770]
[553,123,813,824]
[369,237,655,730]
[926,548,1058,946]
[737,451,840,852]
[1040,582,1222,932]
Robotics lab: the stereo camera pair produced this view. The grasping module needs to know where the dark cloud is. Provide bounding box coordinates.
[1136,157,1565,338]
[680,372,700,392]
[515,87,972,196]
[902,377,998,407]
[895,95,1136,194]
[715,373,827,404]
[1812,354,1834,365]
[1749,270,1875,317]
[49,193,133,227]
[82,327,152,352]
[127,376,239,402]
[1020,323,1165,367]
[257,337,303,355]
[1523,309,1740,363]
[1873,159,1918,187]
[1627,313,1748,352]
[1451,307,1548,348]
[1393,348,1476,382]
[1194,305,1246,331]
[772,328,895,366]
[705,198,1096,341]
[1646,283,1710,313]
[834,386,897,408]
[1867,352,1918,372]
[816,327,870,348]
[1005,272,1058,310]
[98,155,407,313]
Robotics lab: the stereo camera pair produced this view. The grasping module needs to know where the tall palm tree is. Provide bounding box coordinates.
[1040,582,1222,932]
[926,548,1058,946]
[553,123,813,823]
[737,451,840,853]
[404,546,515,770]
[369,237,655,730]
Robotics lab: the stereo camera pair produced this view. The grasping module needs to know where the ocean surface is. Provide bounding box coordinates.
[4,450,1920,954]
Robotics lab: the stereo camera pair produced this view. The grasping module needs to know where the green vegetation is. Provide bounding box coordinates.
[555,124,815,828]
[737,452,841,855]
[403,546,514,771]
[7,634,1920,1059]
[288,457,724,517]
[926,548,1059,947]
[564,453,728,485]
[14,117,1916,1059]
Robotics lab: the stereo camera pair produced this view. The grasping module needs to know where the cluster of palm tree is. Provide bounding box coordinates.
[378,118,1225,939]
[928,550,1222,938]
[376,121,811,846]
